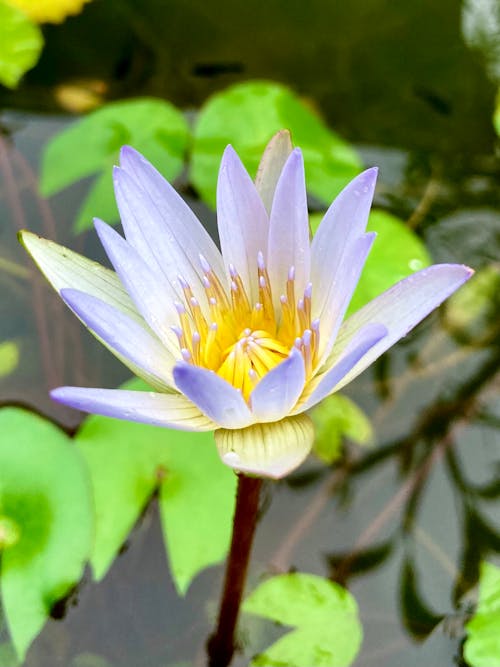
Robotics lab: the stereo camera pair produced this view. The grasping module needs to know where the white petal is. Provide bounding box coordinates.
[250,348,305,422]
[61,288,175,391]
[311,167,378,321]
[267,149,311,306]
[316,232,376,364]
[94,219,179,356]
[215,414,314,479]
[51,386,216,431]
[255,130,293,215]
[327,263,474,391]
[19,231,142,324]
[114,152,223,314]
[216,145,269,302]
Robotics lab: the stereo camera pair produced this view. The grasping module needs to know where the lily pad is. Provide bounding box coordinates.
[75,379,237,594]
[191,80,362,208]
[0,408,93,662]
[243,573,363,667]
[0,0,43,89]
[40,98,190,232]
[310,209,432,316]
[310,394,373,464]
[464,561,500,667]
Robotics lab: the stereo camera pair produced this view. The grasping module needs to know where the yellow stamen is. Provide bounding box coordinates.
[174,255,320,401]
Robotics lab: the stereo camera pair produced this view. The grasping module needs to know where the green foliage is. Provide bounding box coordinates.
[0,0,43,88]
[310,394,372,464]
[75,379,236,595]
[464,561,500,667]
[0,342,19,379]
[444,264,500,339]
[0,408,93,662]
[310,209,431,316]
[191,80,362,208]
[243,573,363,667]
[495,90,500,136]
[40,98,190,232]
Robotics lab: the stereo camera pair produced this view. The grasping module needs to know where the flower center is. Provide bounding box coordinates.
[173,252,320,400]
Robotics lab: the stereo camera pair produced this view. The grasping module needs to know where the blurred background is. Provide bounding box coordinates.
[0,0,499,666]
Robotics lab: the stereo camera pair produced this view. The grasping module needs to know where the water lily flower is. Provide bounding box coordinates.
[20,134,472,479]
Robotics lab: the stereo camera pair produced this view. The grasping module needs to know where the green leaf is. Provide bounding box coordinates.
[0,408,93,661]
[310,394,373,464]
[0,1,43,89]
[243,573,363,667]
[494,97,500,137]
[75,379,236,594]
[311,209,432,316]
[40,98,190,232]
[444,264,500,338]
[464,561,500,667]
[0,342,19,379]
[191,81,362,208]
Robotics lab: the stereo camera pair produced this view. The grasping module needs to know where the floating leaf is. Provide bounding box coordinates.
[310,394,373,464]
[0,342,19,379]
[444,264,500,339]
[7,0,93,24]
[75,379,236,594]
[0,408,93,661]
[191,80,362,208]
[0,0,43,89]
[311,209,431,316]
[243,573,363,667]
[40,98,190,232]
[464,561,500,667]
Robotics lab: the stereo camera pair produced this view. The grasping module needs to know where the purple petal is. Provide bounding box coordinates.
[330,264,474,392]
[250,348,306,421]
[317,232,376,363]
[173,362,253,429]
[50,387,216,431]
[115,150,225,311]
[216,145,269,303]
[267,149,311,306]
[61,288,175,390]
[311,168,378,320]
[296,323,387,412]
[94,219,179,355]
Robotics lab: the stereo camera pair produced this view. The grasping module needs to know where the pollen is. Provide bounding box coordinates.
[174,253,320,400]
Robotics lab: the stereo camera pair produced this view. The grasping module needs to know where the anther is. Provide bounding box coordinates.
[288,266,296,281]
[257,251,265,270]
[181,348,192,362]
[177,274,189,289]
[199,254,211,274]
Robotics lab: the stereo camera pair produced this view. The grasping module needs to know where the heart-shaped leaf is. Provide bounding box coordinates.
[191,80,362,208]
[243,573,363,667]
[0,408,93,662]
[75,379,237,594]
[40,98,190,232]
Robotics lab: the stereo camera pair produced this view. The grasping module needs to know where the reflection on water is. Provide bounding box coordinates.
[1,0,500,665]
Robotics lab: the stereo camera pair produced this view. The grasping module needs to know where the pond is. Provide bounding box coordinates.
[0,1,499,666]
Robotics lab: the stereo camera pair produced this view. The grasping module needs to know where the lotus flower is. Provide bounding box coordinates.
[21,133,472,478]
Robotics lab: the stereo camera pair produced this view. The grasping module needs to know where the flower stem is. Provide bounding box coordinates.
[207,473,263,667]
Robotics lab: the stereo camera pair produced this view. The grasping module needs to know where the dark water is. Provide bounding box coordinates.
[1,0,500,665]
